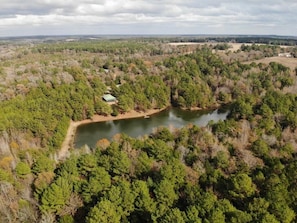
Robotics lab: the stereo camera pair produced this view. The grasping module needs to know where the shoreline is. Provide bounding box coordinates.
[57,107,168,160]
[57,103,227,160]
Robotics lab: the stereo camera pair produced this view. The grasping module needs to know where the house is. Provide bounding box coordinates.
[102,94,117,103]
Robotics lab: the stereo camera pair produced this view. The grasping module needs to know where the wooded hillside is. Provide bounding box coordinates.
[0,36,297,222]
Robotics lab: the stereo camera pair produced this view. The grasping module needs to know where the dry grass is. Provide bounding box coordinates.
[245,56,297,70]
[168,42,254,52]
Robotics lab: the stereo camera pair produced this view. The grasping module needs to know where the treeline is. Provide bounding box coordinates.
[240,44,281,57]
[33,39,164,56]
[1,38,296,102]
[27,88,297,222]
[162,47,294,109]
[169,36,297,46]
[0,74,170,151]
[0,40,297,222]
[2,79,296,222]
[0,46,295,151]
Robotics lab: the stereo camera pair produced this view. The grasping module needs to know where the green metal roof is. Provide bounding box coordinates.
[102,94,117,102]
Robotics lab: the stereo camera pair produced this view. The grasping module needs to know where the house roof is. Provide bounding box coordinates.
[102,94,117,102]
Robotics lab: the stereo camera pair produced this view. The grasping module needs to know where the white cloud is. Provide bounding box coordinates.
[0,0,296,36]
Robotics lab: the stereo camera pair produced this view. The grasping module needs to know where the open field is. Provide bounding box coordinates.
[244,56,297,70]
[168,42,292,52]
[168,42,250,52]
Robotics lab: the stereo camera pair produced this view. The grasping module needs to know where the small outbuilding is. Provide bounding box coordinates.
[102,94,117,103]
[278,53,292,58]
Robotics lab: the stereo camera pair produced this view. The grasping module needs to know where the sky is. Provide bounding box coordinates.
[0,0,296,37]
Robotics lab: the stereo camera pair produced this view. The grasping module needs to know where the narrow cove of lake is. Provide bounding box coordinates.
[74,107,229,148]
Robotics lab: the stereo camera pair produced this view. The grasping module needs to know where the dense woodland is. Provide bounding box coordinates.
[0,37,297,222]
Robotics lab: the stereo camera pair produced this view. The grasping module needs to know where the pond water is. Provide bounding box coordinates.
[74,107,229,148]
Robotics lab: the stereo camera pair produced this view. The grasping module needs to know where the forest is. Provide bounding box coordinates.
[0,36,297,222]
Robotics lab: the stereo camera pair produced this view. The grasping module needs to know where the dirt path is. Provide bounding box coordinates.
[57,120,78,160]
[57,108,167,160]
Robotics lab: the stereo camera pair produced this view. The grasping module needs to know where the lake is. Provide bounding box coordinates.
[74,107,229,148]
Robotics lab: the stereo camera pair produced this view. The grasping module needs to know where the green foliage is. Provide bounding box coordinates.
[78,154,97,176]
[264,174,295,223]
[0,168,14,183]
[153,179,178,220]
[248,198,271,221]
[111,105,119,116]
[160,159,186,187]
[103,180,136,217]
[258,103,273,119]
[211,119,238,140]
[117,94,134,112]
[185,205,202,223]
[81,167,111,203]
[56,156,79,178]
[2,38,297,223]
[41,177,72,213]
[229,173,256,200]
[151,127,174,142]
[98,142,131,176]
[58,215,74,223]
[213,43,231,50]
[226,210,252,223]
[132,180,156,213]
[33,171,55,198]
[161,208,186,223]
[134,152,153,177]
[213,151,229,170]
[33,120,297,222]
[251,139,270,157]
[94,99,112,115]
[32,155,55,174]
[114,75,170,111]
[86,200,121,223]
[154,179,178,207]
[230,96,255,120]
[208,208,225,223]
[143,138,173,161]
[196,192,217,218]
[240,44,280,57]
[15,161,31,177]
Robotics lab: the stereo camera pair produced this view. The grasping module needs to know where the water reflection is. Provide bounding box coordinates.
[74,107,229,148]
